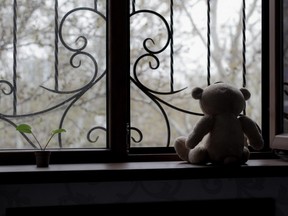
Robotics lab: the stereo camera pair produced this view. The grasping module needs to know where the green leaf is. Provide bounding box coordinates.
[51,128,66,135]
[16,124,32,134]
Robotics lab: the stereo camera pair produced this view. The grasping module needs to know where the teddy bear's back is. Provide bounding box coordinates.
[206,113,245,162]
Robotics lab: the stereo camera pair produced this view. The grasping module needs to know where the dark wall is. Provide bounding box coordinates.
[1,177,288,216]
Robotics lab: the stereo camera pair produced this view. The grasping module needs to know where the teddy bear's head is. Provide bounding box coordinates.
[192,82,251,116]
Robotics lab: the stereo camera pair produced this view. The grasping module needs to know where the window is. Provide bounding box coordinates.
[269,0,288,157]
[0,0,272,165]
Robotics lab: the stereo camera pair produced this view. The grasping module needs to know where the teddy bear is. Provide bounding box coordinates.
[174,82,264,165]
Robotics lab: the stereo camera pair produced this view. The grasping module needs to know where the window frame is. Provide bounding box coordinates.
[269,0,288,152]
[104,0,274,161]
[0,0,276,166]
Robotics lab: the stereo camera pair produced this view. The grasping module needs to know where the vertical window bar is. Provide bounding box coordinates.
[170,0,174,92]
[12,0,17,115]
[242,0,247,116]
[242,0,247,88]
[207,0,211,86]
[54,0,59,91]
[94,0,98,11]
[107,0,130,160]
[132,0,136,13]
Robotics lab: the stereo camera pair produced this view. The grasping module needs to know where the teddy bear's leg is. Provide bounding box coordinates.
[223,147,250,165]
[223,156,241,165]
[188,145,209,164]
[174,136,189,161]
[240,146,250,164]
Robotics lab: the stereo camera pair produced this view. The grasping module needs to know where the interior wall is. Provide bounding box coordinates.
[0,177,287,216]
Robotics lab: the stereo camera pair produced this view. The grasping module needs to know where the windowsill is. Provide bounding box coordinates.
[0,159,288,184]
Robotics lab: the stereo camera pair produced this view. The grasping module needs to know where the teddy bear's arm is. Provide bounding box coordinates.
[239,115,264,150]
[186,115,214,149]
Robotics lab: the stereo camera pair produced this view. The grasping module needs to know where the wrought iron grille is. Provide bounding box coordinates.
[129,0,261,147]
[0,0,261,150]
[0,0,107,149]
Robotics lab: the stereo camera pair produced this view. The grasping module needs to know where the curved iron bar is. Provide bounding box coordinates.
[0,80,14,95]
[131,77,203,147]
[129,127,143,143]
[1,71,106,147]
[40,50,99,94]
[130,10,171,55]
[55,68,107,147]
[58,7,106,52]
[130,8,204,147]
[1,65,105,119]
[87,126,106,143]
[0,115,38,148]
[143,87,171,147]
[52,6,107,147]
[131,78,203,116]
[133,53,187,95]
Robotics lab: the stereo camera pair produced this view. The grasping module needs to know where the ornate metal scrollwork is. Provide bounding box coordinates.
[0,0,106,148]
[129,1,202,147]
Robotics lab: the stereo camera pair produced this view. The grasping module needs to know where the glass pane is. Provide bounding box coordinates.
[0,0,107,149]
[130,0,262,147]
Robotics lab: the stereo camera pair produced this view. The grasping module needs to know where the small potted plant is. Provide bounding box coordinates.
[16,123,66,167]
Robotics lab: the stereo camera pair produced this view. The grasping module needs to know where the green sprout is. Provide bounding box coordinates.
[16,123,66,150]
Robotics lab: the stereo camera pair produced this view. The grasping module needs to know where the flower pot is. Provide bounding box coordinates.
[34,151,51,167]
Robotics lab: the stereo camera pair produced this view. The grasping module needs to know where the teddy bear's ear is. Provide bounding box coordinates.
[191,87,203,99]
[240,88,251,100]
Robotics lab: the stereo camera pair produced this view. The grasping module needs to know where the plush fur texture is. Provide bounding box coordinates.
[174,82,264,165]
